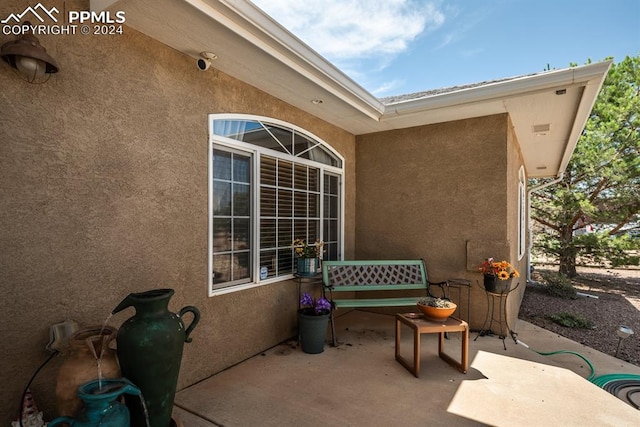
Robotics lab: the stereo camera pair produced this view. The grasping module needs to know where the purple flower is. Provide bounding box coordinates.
[315,297,332,313]
[300,293,314,307]
[300,292,331,315]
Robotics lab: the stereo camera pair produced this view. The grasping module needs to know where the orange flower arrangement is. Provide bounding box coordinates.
[479,258,520,280]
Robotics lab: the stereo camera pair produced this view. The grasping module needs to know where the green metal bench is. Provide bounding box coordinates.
[323,259,444,346]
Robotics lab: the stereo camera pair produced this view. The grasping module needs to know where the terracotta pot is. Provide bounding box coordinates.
[417,302,457,322]
[55,325,121,417]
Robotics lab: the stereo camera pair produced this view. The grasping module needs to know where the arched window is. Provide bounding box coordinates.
[208,114,344,295]
[518,166,526,260]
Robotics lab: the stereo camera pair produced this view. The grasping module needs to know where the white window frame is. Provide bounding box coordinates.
[517,166,526,260]
[208,114,345,296]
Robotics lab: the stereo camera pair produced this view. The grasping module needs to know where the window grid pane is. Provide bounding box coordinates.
[278,189,292,217]
[293,191,307,217]
[260,219,276,248]
[260,157,277,186]
[294,220,307,240]
[213,181,231,216]
[214,119,342,168]
[323,174,340,261]
[212,149,252,287]
[294,164,307,190]
[276,219,293,248]
[260,187,276,217]
[278,160,293,188]
[259,250,277,278]
[309,168,320,192]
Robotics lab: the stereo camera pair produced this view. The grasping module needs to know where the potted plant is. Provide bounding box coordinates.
[292,238,324,276]
[479,258,520,293]
[298,292,332,354]
[416,296,457,321]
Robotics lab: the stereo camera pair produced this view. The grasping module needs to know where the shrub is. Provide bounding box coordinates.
[541,272,577,299]
[548,312,594,329]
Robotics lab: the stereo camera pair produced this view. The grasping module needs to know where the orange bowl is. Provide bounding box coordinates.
[417,302,457,322]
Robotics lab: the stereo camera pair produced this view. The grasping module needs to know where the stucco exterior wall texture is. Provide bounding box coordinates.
[506,117,528,310]
[355,114,527,329]
[0,4,355,422]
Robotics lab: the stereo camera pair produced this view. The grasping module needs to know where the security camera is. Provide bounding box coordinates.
[197,52,217,71]
[197,58,210,71]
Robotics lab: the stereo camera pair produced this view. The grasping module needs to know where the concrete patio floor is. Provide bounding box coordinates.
[172,310,640,426]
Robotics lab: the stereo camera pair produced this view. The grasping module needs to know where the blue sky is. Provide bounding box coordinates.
[252,0,640,97]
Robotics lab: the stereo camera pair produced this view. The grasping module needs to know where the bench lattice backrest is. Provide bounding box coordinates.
[325,262,426,287]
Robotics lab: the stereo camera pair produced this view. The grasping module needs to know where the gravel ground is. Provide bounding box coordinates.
[519,266,640,367]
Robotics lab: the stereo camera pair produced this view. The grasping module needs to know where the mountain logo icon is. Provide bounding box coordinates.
[1,3,59,24]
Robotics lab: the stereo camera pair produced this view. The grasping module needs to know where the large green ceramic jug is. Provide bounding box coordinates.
[112,289,200,427]
[48,378,141,427]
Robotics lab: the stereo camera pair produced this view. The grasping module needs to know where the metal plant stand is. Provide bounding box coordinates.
[475,281,520,350]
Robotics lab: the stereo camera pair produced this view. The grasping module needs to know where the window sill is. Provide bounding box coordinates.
[209,275,294,297]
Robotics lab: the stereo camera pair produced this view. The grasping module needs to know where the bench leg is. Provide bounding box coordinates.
[395,317,401,360]
[330,310,337,347]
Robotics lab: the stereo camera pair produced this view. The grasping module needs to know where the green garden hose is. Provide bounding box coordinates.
[590,373,640,409]
[515,338,640,409]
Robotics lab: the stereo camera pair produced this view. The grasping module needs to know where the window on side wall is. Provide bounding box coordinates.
[518,166,526,260]
[208,115,344,295]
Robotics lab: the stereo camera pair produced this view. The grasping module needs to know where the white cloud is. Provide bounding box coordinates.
[252,0,445,60]
[369,79,406,96]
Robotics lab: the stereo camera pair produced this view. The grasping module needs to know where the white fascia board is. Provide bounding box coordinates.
[383,61,613,118]
[556,61,612,175]
[190,0,384,120]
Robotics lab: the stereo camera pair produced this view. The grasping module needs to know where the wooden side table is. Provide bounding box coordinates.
[395,313,469,378]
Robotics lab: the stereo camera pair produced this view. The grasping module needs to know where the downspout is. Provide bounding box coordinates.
[527,173,564,284]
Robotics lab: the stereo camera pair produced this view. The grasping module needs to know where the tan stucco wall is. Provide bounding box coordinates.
[506,116,528,320]
[0,1,355,422]
[355,114,526,329]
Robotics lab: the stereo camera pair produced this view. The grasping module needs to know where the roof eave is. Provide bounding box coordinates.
[188,0,385,119]
[381,62,612,119]
[555,62,612,176]
[381,61,612,178]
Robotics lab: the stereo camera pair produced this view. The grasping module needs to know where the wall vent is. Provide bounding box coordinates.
[532,123,550,136]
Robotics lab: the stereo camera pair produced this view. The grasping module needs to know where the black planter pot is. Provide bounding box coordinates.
[298,310,330,354]
[483,275,512,293]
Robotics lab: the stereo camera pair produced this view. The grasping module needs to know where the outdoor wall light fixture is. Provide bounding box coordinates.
[615,325,634,358]
[1,22,59,84]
